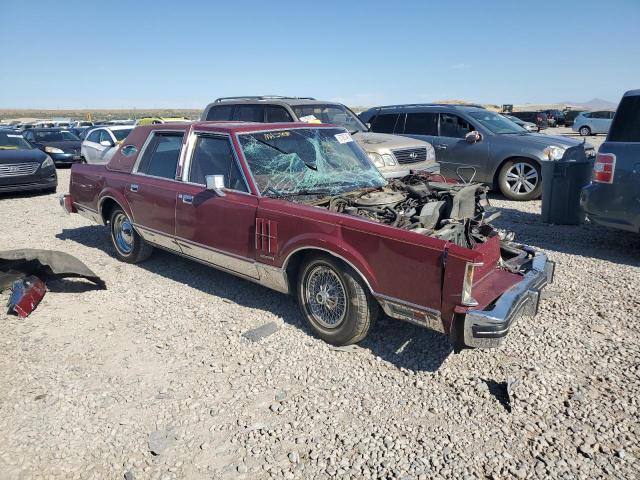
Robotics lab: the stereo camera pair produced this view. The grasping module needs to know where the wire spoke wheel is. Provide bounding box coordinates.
[505,162,539,194]
[112,212,134,254]
[304,266,347,329]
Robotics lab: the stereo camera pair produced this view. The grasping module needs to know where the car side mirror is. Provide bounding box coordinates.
[205,174,226,197]
[465,131,481,144]
[100,140,114,147]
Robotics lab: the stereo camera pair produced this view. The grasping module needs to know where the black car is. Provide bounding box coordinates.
[0,129,57,194]
[21,128,83,165]
[509,111,548,130]
[564,110,585,127]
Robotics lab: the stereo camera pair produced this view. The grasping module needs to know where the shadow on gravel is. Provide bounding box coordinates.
[57,225,452,372]
[493,206,640,267]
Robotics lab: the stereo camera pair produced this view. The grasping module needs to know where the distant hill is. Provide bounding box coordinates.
[561,98,618,110]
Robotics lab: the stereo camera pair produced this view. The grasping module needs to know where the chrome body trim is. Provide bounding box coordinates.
[175,238,260,279]
[376,294,444,333]
[463,252,555,348]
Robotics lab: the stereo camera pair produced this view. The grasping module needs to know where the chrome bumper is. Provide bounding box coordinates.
[463,252,555,348]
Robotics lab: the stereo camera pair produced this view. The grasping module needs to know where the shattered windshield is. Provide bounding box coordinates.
[292,105,368,134]
[238,127,386,197]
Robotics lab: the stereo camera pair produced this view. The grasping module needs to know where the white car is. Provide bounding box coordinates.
[81,125,133,164]
[572,111,615,136]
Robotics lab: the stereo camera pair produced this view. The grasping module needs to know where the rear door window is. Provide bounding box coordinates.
[608,96,640,142]
[369,113,399,133]
[404,112,438,135]
[233,105,265,122]
[188,135,247,191]
[265,106,293,123]
[439,114,473,138]
[137,132,184,179]
[206,105,234,121]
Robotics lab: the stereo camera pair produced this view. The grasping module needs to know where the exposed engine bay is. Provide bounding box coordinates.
[295,174,498,248]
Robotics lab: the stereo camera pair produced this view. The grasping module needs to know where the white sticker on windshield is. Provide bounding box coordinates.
[299,115,319,123]
[334,132,353,144]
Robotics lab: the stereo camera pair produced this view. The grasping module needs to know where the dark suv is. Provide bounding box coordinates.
[509,111,548,131]
[581,90,640,233]
[201,96,438,178]
[360,104,595,200]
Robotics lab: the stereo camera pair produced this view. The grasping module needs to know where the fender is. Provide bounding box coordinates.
[98,187,134,224]
[278,232,379,294]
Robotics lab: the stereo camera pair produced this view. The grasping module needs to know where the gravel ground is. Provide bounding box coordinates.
[1,163,639,479]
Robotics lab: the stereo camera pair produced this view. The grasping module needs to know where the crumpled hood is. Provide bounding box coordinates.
[0,148,47,164]
[352,131,429,153]
[511,133,594,150]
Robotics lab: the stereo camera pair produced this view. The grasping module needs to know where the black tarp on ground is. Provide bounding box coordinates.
[0,249,106,291]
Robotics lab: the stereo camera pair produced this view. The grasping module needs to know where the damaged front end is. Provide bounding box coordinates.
[301,173,504,250]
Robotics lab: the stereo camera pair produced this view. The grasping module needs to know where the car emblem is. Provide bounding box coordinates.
[409,152,418,160]
[7,166,19,173]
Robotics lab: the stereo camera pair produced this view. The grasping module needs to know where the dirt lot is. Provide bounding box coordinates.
[1,137,639,478]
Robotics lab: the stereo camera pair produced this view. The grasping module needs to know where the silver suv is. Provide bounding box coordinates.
[201,96,438,178]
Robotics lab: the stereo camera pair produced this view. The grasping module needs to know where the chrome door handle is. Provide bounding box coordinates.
[435,144,448,150]
[130,184,139,192]
[181,194,193,204]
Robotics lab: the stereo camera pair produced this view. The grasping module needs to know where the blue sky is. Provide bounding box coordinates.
[1,0,638,109]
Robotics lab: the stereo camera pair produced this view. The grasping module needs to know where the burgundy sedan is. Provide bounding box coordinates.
[61,121,554,349]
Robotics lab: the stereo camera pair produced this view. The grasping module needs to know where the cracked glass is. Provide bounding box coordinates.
[238,128,386,197]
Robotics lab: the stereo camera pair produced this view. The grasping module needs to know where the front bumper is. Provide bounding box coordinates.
[382,163,440,179]
[51,152,83,165]
[463,252,555,348]
[0,173,57,193]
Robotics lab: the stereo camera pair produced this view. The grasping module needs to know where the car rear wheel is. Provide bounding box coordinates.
[579,126,591,136]
[109,207,153,263]
[297,255,379,346]
[498,159,542,201]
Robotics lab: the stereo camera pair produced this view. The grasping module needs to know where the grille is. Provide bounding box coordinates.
[0,162,40,177]
[392,147,427,164]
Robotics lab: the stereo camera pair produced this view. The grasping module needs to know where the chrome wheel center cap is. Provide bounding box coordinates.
[315,285,335,308]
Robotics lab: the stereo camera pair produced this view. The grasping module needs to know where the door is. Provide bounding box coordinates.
[174,133,259,278]
[82,129,103,163]
[591,111,610,133]
[433,113,489,181]
[125,131,185,251]
[401,111,438,152]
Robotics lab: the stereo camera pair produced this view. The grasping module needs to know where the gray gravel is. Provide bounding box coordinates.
[0,167,639,479]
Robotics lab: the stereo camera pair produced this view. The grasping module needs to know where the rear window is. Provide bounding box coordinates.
[233,105,265,122]
[369,113,399,133]
[206,105,234,121]
[608,96,640,142]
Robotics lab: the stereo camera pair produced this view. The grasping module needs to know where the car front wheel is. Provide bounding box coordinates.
[297,255,379,346]
[579,126,592,136]
[498,159,542,201]
[109,207,153,263]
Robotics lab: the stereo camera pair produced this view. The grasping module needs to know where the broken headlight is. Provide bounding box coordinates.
[543,145,566,161]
